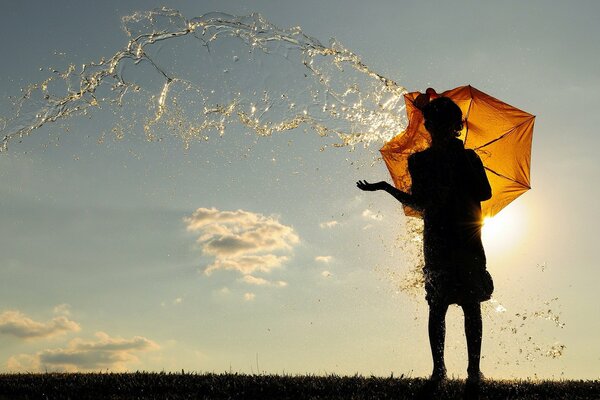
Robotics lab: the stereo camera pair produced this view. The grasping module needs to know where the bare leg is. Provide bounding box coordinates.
[428,302,449,379]
[462,302,483,379]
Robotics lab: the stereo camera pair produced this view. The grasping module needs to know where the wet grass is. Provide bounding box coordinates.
[0,372,598,399]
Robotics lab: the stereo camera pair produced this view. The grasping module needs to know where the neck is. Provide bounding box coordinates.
[430,136,452,147]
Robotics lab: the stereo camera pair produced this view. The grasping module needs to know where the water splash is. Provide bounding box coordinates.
[546,343,566,359]
[396,218,426,296]
[1,7,407,152]
[374,217,425,299]
[489,299,507,313]
[483,293,567,375]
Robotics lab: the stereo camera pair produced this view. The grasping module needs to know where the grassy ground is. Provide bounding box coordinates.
[0,372,599,400]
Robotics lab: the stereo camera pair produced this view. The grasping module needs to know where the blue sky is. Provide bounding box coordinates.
[0,0,599,379]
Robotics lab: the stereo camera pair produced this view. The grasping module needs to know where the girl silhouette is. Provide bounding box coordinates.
[357,95,493,390]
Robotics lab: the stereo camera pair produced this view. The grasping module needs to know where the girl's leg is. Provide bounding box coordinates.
[428,302,449,379]
[462,302,483,379]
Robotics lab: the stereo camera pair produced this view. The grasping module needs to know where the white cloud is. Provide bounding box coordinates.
[362,209,383,221]
[321,270,333,278]
[241,275,268,285]
[319,220,339,229]
[7,332,159,372]
[218,287,231,295]
[241,275,287,287]
[243,292,256,301]
[173,297,183,305]
[6,354,38,371]
[184,207,299,276]
[204,254,289,276]
[315,255,333,263]
[0,310,80,339]
[53,304,72,316]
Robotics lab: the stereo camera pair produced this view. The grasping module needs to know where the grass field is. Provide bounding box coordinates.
[0,372,599,399]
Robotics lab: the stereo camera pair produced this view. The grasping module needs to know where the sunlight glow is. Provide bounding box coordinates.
[481,204,525,253]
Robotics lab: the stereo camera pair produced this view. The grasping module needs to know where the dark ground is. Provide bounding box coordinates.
[0,372,599,400]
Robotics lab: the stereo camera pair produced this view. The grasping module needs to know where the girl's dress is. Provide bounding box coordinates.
[408,138,493,305]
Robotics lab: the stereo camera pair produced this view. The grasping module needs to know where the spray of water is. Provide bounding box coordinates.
[0,7,407,152]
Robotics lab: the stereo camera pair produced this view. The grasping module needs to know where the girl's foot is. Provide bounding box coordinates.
[466,371,484,384]
[464,372,484,400]
[417,369,446,400]
[430,367,447,382]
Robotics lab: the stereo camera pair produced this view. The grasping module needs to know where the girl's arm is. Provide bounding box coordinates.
[356,180,423,211]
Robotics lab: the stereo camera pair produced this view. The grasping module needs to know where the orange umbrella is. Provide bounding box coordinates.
[380,85,535,218]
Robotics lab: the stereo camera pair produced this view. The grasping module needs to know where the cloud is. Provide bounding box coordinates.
[0,310,80,339]
[321,270,333,278]
[243,293,256,301]
[184,207,299,276]
[241,275,287,287]
[315,256,333,263]
[7,332,159,372]
[218,287,230,295]
[6,354,38,371]
[362,209,383,221]
[53,304,72,316]
[204,254,289,276]
[319,220,339,229]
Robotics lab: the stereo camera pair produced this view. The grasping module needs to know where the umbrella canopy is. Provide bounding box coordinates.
[380,85,535,218]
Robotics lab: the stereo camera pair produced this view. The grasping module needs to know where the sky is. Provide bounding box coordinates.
[0,0,599,379]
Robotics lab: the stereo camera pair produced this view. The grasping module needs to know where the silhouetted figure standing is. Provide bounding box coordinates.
[357,96,493,396]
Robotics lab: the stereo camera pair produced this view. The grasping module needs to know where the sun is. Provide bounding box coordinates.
[481,204,524,252]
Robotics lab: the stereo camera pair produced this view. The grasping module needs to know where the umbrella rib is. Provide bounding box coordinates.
[484,167,531,189]
[473,117,534,151]
[463,88,474,144]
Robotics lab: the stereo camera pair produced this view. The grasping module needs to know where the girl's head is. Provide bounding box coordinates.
[422,97,463,141]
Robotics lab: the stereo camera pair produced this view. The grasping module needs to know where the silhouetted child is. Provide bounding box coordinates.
[357,95,493,393]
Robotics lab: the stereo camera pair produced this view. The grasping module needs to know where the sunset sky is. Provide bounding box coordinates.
[0,0,598,379]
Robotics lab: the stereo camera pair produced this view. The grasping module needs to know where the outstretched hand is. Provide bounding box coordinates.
[356,180,387,192]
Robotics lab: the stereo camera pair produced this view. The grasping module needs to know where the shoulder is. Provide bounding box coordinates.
[408,149,431,164]
[408,150,426,169]
[464,148,477,157]
[465,149,484,164]
[408,150,432,176]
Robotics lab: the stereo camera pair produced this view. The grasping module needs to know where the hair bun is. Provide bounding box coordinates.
[414,88,438,111]
[425,88,438,98]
